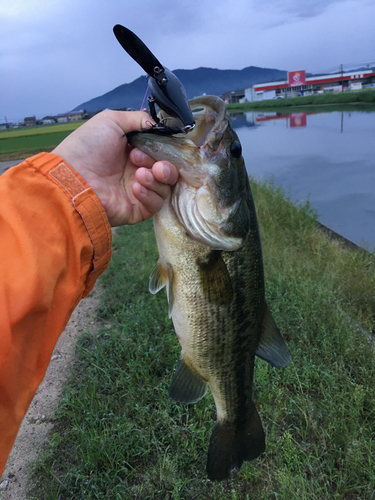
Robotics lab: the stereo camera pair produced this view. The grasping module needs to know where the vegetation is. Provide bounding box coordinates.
[29,180,375,499]
[227,88,375,112]
[0,122,84,160]
[0,122,84,138]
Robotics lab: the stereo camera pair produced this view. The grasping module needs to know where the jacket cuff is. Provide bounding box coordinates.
[27,152,112,296]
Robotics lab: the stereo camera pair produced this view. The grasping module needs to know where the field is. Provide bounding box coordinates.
[30,181,375,499]
[0,122,84,160]
[227,88,375,112]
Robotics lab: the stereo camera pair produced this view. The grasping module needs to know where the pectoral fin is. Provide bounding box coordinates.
[149,261,174,317]
[255,303,290,368]
[197,251,233,305]
[149,261,167,294]
[168,354,208,404]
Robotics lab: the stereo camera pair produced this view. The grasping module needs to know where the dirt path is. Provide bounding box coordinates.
[0,269,103,499]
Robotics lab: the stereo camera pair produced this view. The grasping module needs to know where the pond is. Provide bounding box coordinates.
[230,109,375,252]
[2,108,374,251]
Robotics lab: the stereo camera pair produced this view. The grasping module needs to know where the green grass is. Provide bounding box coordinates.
[227,88,375,112]
[0,122,84,156]
[0,122,84,138]
[30,181,375,499]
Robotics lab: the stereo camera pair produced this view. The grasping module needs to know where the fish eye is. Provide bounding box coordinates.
[230,140,242,158]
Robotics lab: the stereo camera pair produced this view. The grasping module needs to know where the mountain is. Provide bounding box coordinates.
[71,66,287,113]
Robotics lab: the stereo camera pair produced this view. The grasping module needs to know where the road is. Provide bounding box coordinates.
[0,160,24,175]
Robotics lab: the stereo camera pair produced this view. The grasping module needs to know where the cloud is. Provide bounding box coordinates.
[1,0,375,120]
[0,0,62,20]
[266,0,343,18]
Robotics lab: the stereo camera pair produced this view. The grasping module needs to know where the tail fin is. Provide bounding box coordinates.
[206,402,265,481]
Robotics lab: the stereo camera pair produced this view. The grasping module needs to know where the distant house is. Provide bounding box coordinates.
[56,114,69,123]
[54,111,84,123]
[24,116,36,127]
[0,123,8,130]
[68,110,84,121]
[42,116,56,125]
[221,89,245,104]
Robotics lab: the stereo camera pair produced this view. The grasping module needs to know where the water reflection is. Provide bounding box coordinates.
[249,111,308,128]
[229,110,375,251]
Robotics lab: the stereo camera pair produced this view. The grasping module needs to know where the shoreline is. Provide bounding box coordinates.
[227,89,375,112]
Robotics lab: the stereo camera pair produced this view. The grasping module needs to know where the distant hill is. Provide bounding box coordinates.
[71,66,287,113]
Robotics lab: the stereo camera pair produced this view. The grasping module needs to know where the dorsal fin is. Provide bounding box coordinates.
[255,303,290,368]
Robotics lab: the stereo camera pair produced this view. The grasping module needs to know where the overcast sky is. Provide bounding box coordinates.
[1,0,375,122]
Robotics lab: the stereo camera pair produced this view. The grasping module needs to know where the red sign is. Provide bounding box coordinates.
[288,70,306,87]
[290,113,307,128]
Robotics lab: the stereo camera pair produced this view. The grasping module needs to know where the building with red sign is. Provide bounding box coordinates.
[288,70,306,87]
[244,69,375,102]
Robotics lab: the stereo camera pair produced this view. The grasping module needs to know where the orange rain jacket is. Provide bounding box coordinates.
[0,153,112,474]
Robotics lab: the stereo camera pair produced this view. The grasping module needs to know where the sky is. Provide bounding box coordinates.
[1,0,375,122]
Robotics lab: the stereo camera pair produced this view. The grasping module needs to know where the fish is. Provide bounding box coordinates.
[127,95,290,481]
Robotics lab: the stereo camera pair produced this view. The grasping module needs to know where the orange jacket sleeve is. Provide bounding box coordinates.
[0,152,112,474]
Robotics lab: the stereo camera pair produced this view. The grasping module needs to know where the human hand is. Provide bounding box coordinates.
[52,110,178,226]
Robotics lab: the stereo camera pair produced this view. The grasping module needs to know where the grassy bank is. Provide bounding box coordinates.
[30,181,375,499]
[0,122,84,159]
[227,88,375,112]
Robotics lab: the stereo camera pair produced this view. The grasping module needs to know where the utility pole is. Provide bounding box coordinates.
[341,64,344,91]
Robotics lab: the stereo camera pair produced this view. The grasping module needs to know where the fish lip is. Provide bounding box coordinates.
[125,122,187,140]
[127,129,206,186]
[125,99,229,187]
[126,95,228,150]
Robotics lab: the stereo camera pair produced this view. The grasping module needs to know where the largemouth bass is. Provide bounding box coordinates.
[127,96,290,481]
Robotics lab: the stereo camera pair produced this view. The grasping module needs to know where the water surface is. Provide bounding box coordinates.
[232,110,375,251]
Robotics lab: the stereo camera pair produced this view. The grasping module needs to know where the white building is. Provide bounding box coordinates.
[245,69,375,102]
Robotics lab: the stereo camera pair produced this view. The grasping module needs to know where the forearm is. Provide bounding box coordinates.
[0,153,112,474]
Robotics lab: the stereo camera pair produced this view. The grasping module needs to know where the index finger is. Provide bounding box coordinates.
[103,110,156,134]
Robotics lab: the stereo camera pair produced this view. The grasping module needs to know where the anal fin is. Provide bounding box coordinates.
[255,303,290,368]
[168,354,207,404]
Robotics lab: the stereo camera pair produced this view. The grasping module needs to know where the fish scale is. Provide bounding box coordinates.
[127,95,290,480]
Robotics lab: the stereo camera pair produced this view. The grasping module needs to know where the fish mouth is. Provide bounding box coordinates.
[127,96,244,251]
[182,95,227,149]
[126,96,228,187]
[127,95,226,145]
